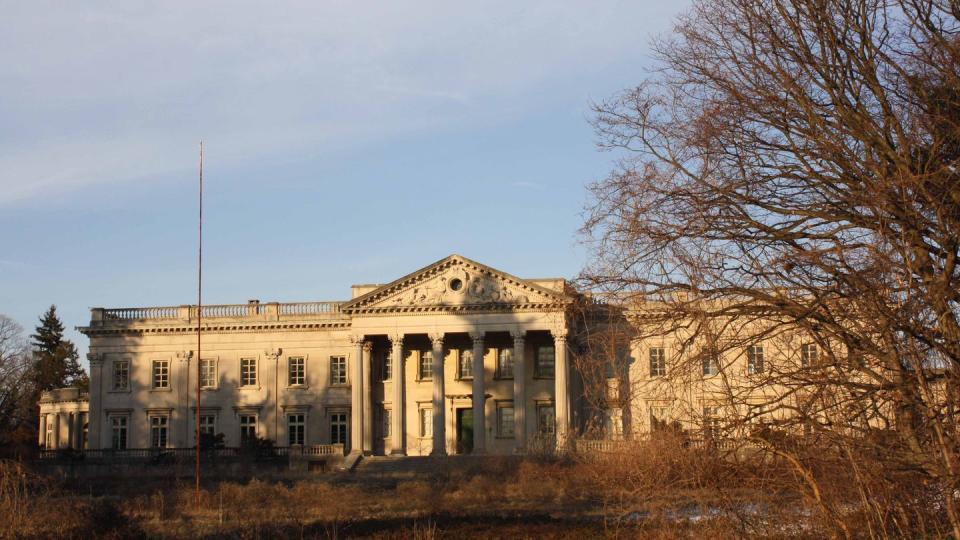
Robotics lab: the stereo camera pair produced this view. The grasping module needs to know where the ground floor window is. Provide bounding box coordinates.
[497,402,515,438]
[536,404,555,436]
[150,416,168,448]
[288,413,305,446]
[239,414,257,443]
[199,414,216,436]
[110,416,128,449]
[419,408,432,438]
[330,412,347,445]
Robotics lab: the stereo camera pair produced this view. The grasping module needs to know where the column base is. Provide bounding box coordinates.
[430,449,448,457]
[389,449,407,456]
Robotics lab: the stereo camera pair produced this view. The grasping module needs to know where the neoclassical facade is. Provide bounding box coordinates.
[72,255,579,456]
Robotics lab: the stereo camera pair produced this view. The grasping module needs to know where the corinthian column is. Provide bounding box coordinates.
[350,335,365,454]
[362,341,374,455]
[429,333,446,456]
[512,330,526,451]
[87,353,104,449]
[390,334,405,455]
[470,332,486,454]
[553,329,570,450]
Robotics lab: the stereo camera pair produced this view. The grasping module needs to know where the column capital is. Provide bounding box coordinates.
[429,333,445,347]
[362,341,374,353]
[388,333,404,346]
[264,348,282,360]
[350,334,366,346]
[511,329,526,342]
[551,328,568,341]
[469,332,485,344]
[87,352,105,367]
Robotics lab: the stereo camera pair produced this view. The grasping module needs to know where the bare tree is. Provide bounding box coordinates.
[581,0,960,535]
[0,315,32,457]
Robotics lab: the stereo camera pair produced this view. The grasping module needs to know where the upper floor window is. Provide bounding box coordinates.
[702,352,719,376]
[200,359,217,388]
[649,348,666,377]
[240,358,258,387]
[152,360,169,389]
[747,345,764,375]
[288,356,306,386]
[535,345,555,378]
[418,350,434,380]
[330,356,347,385]
[112,360,129,391]
[496,348,514,379]
[801,343,819,368]
[458,349,473,379]
[380,350,392,382]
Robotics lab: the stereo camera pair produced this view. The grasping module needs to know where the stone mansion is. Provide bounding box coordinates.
[41,255,588,456]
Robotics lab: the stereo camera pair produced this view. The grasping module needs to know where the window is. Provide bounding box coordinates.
[458,349,473,379]
[649,348,666,377]
[801,343,819,368]
[111,416,128,449]
[497,403,515,438]
[200,359,217,388]
[418,350,434,380]
[240,358,257,387]
[419,408,433,438]
[239,414,257,442]
[330,412,347,445]
[288,413,305,446]
[747,345,764,375]
[45,415,54,449]
[112,360,129,391]
[199,414,216,436]
[152,360,169,389]
[330,356,347,385]
[537,404,555,435]
[379,407,391,438]
[381,350,392,382]
[150,416,168,448]
[288,357,305,386]
[535,346,555,378]
[649,405,670,430]
[497,348,514,379]
[703,406,721,436]
[702,352,719,376]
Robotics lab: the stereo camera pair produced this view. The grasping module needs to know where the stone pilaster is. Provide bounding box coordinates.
[87,353,104,449]
[362,341,374,454]
[264,348,282,444]
[430,333,446,456]
[553,330,570,450]
[512,330,526,451]
[38,414,46,448]
[390,334,405,455]
[470,333,486,454]
[350,335,365,454]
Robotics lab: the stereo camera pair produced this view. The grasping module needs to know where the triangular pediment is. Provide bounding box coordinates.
[342,255,569,313]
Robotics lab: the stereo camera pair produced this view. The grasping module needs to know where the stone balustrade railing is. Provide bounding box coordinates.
[92,301,345,324]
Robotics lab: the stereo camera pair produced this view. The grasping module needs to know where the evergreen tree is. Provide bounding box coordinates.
[30,305,87,391]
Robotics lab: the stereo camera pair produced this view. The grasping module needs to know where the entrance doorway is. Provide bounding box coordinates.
[455,408,473,454]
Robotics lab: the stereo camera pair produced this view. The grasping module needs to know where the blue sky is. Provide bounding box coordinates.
[0,1,687,360]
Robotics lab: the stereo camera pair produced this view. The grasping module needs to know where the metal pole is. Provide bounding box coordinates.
[195,141,203,504]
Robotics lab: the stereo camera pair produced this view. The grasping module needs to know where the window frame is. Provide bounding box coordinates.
[288,356,306,387]
[746,345,764,375]
[801,343,819,368]
[287,413,306,446]
[199,358,218,389]
[329,411,348,445]
[701,351,720,377]
[536,402,555,436]
[112,360,130,392]
[418,406,433,438]
[198,413,217,437]
[110,415,128,450]
[418,350,434,381]
[330,356,348,386]
[239,357,258,388]
[378,406,392,439]
[649,347,666,377]
[534,345,555,379]
[149,415,169,449]
[239,413,258,443]
[457,349,474,380]
[380,349,392,382]
[496,348,514,380]
[496,401,515,438]
[152,359,170,390]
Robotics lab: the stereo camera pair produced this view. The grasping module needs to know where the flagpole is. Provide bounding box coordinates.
[196,141,204,504]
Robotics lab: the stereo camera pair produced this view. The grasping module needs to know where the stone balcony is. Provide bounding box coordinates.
[85,300,348,328]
